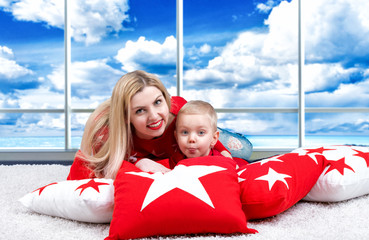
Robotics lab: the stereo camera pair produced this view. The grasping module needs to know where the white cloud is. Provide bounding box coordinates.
[262,0,298,61]
[70,0,130,45]
[10,0,63,27]
[186,43,214,64]
[219,113,295,135]
[0,45,13,57]
[175,82,369,136]
[199,44,212,54]
[15,87,64,109]
[256,0,280,13]
[180,86,297,109]
[3,58,123,110]
[304,0,369,61]
[183,30,295,90]
[306,112,369,135]
[115,36,177,72]
[183,0,369,105]
[220,117,271,134]
[47,59,123,97]
[0,57,33,79]
[302,64,360,93]
[11,113,65,136]
[36,114,64,129]
[45,65,64,90]
[0,0,130,45]
[0,92,5,109]
[306,78,369,107]
[0,0,10,7]
[0,45,33,79]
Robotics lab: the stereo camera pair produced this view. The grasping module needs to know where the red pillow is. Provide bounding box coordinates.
[106,156,257,240]
[238,152,327,220]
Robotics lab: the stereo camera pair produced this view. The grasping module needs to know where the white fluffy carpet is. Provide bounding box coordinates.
[1,164,368,240]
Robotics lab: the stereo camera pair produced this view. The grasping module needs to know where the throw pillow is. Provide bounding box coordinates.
[19,178,114,223]
[295,145,369,202]
[106,156,257,240]
[238,151,327,219]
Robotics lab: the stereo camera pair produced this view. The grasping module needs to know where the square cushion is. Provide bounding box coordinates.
[19,178,114,223]
[106,156,256,240]
[296,145,369,202]
[238,152,327,220]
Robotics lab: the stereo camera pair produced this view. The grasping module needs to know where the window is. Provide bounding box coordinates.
[1,0,368,152]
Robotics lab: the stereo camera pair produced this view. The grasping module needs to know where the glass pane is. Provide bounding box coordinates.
[183,0,297,108]
[305,113,369,147]
[0,1,64,148]
[0,113,65,148]
[71,112,90,149]
[70,0,177,109]
[0,2,64,109]
[304,0,369,108]
[218,112,298,148]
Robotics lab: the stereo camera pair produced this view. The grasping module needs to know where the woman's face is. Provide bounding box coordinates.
[130,86,170,139]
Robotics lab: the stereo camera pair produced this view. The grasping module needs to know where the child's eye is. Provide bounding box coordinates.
[198,131,205,135]
[181,130,188,135]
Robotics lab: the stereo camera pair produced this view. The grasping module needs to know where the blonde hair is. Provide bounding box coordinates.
[80,70,171,179]
[177,100,218,132]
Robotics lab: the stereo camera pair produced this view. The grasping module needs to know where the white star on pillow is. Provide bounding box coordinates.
[237,168,247,182]
[255,167,292,191]
[255,155,284,166]
[126,165,226,211]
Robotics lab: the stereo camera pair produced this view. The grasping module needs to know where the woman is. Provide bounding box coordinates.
[67,70,231,180]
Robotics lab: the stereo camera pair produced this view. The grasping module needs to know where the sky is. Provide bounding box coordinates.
[1,0,369,144]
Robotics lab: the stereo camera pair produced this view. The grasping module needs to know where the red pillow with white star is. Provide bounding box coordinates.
[19,178,114,223]
[106,156,257,240]
[295,145,369,202]
[238,150,327,220]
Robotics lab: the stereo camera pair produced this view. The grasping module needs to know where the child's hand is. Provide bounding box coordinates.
[135,158,171,173]
[220,150,233,159]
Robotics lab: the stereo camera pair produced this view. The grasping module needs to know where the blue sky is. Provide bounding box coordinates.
[1,0,369,142]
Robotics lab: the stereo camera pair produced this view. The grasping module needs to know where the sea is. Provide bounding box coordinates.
[0,135,368,149]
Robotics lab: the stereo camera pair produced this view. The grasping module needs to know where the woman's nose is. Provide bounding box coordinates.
[148,108,158,120]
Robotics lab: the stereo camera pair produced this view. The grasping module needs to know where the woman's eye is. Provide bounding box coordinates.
[136,109,144,114]
[155,99,162,105]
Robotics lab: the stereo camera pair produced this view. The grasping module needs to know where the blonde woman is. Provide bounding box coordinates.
[67,70,231,180]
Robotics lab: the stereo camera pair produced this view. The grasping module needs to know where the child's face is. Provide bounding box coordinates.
[175,113,218,158]
[130,86,169,140]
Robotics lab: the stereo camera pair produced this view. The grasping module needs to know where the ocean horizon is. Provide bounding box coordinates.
[0,135,367,149]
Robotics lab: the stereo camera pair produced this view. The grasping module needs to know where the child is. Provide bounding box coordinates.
[175,100,222,158]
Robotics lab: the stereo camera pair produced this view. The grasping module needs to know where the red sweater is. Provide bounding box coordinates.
[67,96,229,180]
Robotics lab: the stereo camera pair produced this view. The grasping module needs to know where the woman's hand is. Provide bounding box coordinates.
[220,150,233,159]
[135,158,171,173]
